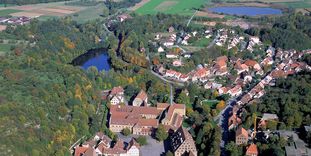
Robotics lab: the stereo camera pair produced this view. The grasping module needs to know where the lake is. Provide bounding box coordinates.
[71,49,111,71]
[209,6,282,16]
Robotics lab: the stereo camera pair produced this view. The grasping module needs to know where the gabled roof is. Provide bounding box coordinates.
[244,60,259,67]
[236,127,248,138]
[171,127,197,153]
[135,90,148,101]
[246,144,258,155]
[74,146,89,156]
[127,138,140,150]
[110,86,124,96]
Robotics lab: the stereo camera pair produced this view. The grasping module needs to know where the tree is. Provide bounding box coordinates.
[156,124,168,141]
[216,100,225,111]
[136,136,147,146]
[121,128,131,136]
[165,151,174,156]
[176,92,190,105]
[225,141,242,156]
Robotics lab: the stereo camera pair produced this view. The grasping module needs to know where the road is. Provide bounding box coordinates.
[186,10,198,27]
[207,33,220,49]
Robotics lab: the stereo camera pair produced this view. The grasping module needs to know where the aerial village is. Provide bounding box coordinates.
[73,25,311,156]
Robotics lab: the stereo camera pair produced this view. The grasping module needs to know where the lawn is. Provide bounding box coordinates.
[201,99,219,109]
[136,0,210,15]
[0,9,21,16]
[192,38,211,47]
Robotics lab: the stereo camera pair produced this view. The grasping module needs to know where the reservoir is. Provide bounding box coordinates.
[71,49,111,71]
[209,6,282,16]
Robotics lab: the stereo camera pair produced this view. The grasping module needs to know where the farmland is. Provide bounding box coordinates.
[0,1,106,23]
[135,0,210,15]
[0,9,21,16]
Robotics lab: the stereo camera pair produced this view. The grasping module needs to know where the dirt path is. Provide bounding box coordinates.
[129,0,150,11]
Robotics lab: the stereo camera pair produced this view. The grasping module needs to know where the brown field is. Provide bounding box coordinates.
[0,25,6,31]
[10,12,43,18]
[130,0,150,11]
[197,21,217,26]
[43,8,75,14]
[154,1,178,11]
[0,2,85,18]
[196,11,225,18]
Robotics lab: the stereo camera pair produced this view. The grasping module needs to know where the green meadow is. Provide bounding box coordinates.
[136,0,209,15]
[0,9,21,16]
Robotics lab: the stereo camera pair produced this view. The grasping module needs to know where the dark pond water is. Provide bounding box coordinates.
[71,49,111,71]
[209,6,282,16]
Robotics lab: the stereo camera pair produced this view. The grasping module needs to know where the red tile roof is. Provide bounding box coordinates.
[246,144,258,156]
[74,146,89,156]
[244,60,258,67]
[236,127,248,138]
[135,90,148,101]
[110,86,124,96]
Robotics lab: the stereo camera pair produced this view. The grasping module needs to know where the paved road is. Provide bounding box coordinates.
[207,33,220,49]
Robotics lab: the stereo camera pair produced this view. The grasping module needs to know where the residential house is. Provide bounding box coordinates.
[244,60,262,72]
[227,85,242,97]
[118,14,132,22]
[179,74,189,82]
[218,87,228,95]
[159,103,186,131]
[173,60,183,67]
[78,134,140,156]
[261,57,274,67]
[168,26,175,32]
[236,127,248,145]
[109,86,125,105]
[228,114,242,130]
[132,90,148,107]
[171,127,198,156]
[74,146,95,156]
[259,113,278,128]
[191,68,209,82]
[246,144,258,156]
[158,46,164,53]
[166,52,179,59]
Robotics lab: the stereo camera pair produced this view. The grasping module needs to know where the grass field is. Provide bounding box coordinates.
[0,4,16,7]
[37,15,59,21]
[192,38,212,47]
[70,4,107,23]
[201,100,219,109]
[0,9,21,16]
[136,0,210,15]
[274,1,311,8]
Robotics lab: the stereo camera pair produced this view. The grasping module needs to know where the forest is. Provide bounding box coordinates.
[245,13,311,51]
[238,70,311,131]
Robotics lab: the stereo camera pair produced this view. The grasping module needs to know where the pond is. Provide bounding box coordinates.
[209,6,282,16]
[71,49,111,71]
